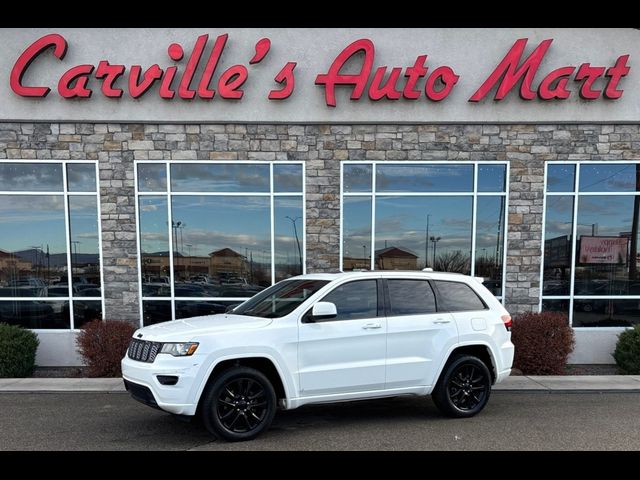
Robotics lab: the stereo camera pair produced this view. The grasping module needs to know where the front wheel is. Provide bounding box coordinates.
[431,355,492,418]
[201,366,277,441]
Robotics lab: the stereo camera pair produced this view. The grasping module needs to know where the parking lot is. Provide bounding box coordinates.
[0,391,639,450]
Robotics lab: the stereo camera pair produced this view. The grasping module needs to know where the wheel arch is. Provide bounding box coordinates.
[434,343,497,387]
[194,354,290,415]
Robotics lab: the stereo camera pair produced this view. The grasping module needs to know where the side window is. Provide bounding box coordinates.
[320,280,378,321]
[434,281,487,312]
[387,279,436,316]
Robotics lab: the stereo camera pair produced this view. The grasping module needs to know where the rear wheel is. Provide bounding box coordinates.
[432,355,492,418]
[201,366,276,441]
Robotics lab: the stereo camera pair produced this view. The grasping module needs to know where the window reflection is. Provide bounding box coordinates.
[139,197,170,295]
[171,164,270,192]
[274,164,303,192]
[0,195,66,297]
[376,164,473,192]
[573,299,640,327]
[574,196,640,296]
[67,164,96,192]
[475,196,505,296]
[375,196,472,274]
[543,195,574,296]
[68,196,101,292]
[0,163,63,191]
[0,300,70,329]
[547,164,575,193]
[142,300,172,326]
[343,164,372,193]
[343,197,372,270]
[579,164,640,193]
[274,197,304,282]
[478,165,506,192]
[137,164,167,192]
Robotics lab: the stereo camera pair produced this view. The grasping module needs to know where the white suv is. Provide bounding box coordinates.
[122,271,514,441]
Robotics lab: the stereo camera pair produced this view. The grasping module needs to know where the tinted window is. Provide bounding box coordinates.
[477,164,506,192]
[435,281,486,312]
[344,164,372,193]
[387,279,436,315]
[376,164,473,193]
[321,280,378,321]
[579,164,640,193]
[547,164,575,192]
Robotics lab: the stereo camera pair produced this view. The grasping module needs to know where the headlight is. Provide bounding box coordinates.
[160,342,199,356]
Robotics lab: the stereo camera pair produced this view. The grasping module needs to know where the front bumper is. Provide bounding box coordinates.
[121,354,205,416]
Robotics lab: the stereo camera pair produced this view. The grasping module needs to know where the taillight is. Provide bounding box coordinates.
[501,314,512,331]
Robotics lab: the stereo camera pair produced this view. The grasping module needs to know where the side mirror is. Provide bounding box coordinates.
[308,301,337,322]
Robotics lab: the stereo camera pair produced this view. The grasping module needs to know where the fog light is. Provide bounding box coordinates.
[157,375,179,386]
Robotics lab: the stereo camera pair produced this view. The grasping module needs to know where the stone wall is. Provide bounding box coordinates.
[1,122,638,322]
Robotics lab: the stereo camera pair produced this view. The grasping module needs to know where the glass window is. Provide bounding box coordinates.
[0,162,102,330]
[342,197,372,271]
[574,196,639,296]
[170,163,270,192]
[478,164,506,192]
[137,164,167,192]
[573,299,640,327]
[547,164,575,192]
[375,196,472,274]
[274,164,303,192]
[0,163,63,191]
[541,299,570,317]
[435,281,486,312]
[343,164,372,193]
[387,279,436,315]
[376,164,473,193]
[67,164,96,192]
[321,280,378,321]
[138,162,304,324]
[579,164,640,193]
[542,195,574,296]
[142,300,172,326]
[475,196,505,296]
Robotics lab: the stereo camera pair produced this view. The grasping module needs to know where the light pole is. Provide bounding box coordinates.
[70,241,81,279]
[425,214,431,268]
[362,244,367,268]
[185,243,192,278]
[285,216,303,273]
[430,236,441,268]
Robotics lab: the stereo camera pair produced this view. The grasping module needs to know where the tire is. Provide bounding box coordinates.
[201,366,277,441]
[431,354,492,418]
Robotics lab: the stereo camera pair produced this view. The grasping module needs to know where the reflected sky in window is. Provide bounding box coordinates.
[274,164,303,192]
[579,164,640,192]
[138,164,167,192]
[0,163,63,191]
[376,165,473,192]
[171,164,270,192]
[67,164,96,192]
[547,164,575,192]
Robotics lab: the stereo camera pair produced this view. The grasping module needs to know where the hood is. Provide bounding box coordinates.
[134,314,272,341]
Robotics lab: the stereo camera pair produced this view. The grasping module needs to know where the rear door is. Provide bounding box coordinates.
[384,278,458,389]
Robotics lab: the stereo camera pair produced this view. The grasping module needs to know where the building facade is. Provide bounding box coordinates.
[0,28,639,365]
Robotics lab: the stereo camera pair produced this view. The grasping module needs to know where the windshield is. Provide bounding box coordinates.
[232,279,330,318]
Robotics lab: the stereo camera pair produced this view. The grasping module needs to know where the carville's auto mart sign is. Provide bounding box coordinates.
[0,28,639,123]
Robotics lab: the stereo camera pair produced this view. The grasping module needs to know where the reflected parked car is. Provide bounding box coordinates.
[0,301,56,328]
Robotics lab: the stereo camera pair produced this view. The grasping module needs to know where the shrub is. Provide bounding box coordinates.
[0,323,39,377]
[76,320,136,377]
[511,311,575,375]
[613,325,640,374]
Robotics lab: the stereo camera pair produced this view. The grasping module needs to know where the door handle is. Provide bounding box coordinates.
[433,319,451,324]
[362,322,382,330]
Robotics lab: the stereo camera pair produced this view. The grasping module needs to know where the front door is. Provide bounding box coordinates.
[298,279,387,396]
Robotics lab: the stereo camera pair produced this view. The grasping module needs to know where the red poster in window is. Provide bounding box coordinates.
[579,236,628,264]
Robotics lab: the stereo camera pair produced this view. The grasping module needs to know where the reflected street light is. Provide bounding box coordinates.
[362,244,367,268]
[285,216,303,273]
[430,236,441,268]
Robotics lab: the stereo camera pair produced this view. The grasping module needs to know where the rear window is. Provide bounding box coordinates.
[434,280,487,312]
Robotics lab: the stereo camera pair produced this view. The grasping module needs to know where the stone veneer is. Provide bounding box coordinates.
[1,122,638,323]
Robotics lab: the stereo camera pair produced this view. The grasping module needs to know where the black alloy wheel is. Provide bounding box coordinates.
[202,366,277,441]
[431,355,492,418]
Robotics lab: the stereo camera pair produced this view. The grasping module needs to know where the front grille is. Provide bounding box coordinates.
[127,339,161,363]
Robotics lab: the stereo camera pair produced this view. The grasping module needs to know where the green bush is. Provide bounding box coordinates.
[613,325,640,374]
[0,323,39,377]
[511,311,575,375]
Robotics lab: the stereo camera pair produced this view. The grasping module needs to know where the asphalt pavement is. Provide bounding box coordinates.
[0,391,638,450]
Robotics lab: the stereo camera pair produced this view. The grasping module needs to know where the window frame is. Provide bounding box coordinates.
[340,161,509,304]
[541,160,640,329]
[135,160,306,326]
[0,159,104,331]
